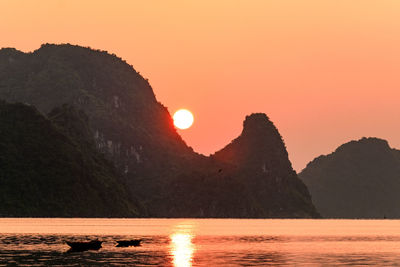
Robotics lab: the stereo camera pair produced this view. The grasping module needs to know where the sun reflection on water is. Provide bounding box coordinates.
[170,222,196,267]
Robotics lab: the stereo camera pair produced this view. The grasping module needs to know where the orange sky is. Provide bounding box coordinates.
[1,0,400,171]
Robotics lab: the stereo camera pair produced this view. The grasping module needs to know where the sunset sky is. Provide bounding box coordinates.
[1,0,399,171]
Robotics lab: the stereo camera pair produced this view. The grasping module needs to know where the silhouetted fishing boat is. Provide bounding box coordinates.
[116,239,142,247]
[66,239,103,252]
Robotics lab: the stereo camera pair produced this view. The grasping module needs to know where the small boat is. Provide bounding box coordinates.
[66,239,103,252]
[116,239,142,247]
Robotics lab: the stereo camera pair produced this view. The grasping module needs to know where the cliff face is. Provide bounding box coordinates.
[214,114,292,172]
[0,44,199,213]
[299,137,400,218]
[0,44,319,218]
[0,101,141,217]
[0,44,193,171]
[213,114,320,218]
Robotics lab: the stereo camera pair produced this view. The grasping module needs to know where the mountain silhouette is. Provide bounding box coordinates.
[0,44,318,218]
[299,137,400,218]
[213,113,319,217]
[0,101,141,217]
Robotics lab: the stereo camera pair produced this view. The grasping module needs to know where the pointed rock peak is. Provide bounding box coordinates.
[241,113,280,139]
[243,113,271,129]
[213,112,290,170]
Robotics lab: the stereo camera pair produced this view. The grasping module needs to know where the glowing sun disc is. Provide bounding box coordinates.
[173,109,194,130]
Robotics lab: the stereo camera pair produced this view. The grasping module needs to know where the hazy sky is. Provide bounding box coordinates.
[1,0,399,171]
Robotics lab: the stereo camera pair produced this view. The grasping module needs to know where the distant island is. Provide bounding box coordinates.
[300,137,400,219]
[0,44,319,218]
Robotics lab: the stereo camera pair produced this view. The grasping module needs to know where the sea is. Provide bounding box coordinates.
[1,218,400,266]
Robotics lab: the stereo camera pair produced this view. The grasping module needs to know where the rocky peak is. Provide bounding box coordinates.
[213,113,292,172]
[212,112,319,218]
[335,137,391,154]
[299,137,400,218]
[242,113,273,135]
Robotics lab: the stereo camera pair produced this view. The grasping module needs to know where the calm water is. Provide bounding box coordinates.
[1,219,400,266]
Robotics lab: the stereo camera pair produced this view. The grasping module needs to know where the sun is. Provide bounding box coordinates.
[173,109,194,130]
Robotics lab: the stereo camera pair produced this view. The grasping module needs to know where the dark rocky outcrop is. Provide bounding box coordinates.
[299,137,400,218]
[213,114,319,218]
[0,101,141,217]
[0,44,319,218]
